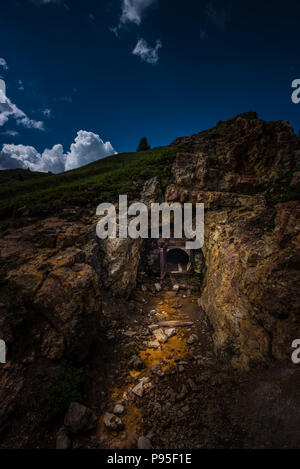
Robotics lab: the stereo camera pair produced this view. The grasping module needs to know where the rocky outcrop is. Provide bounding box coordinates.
[0,219,102,363]
[0,111,299,446]
[172,111,298,194]
[140,176,162,204]
[199,199,299,369]
[168,112,300,369]
[99,177,163,298]
[101,237,143,298]
[34,260,101,361]
[0,217,103,429]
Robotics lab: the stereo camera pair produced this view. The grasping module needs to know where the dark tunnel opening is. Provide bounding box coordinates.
[166,248,190,272]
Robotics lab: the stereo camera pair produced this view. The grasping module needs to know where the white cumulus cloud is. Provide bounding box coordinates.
[0,130,117,173]
[64,130,116,171]
[111,0,156,36]
[132,38,162,64]
[0,93,44,130]
[120,0,155,25]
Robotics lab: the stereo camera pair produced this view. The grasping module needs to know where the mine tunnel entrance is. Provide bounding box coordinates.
[166,248,190,273]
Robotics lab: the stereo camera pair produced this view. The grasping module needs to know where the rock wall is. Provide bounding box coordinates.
[168,112,300,369]
[0,111,299,434]
[101,237,144,298]
[0,216,105,429]
[99,176,164,298]
[0,218,102,362]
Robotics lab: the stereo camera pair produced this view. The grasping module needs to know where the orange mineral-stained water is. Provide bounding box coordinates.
[95,291,192,449]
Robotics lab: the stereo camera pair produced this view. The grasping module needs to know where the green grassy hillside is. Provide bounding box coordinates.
[0,168,51,184]
[0,146,177,219]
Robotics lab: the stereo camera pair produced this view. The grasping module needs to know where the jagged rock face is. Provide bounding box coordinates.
[100,176,163,298]
[0,218,102,362]
[172,111,299,194]
[200,199,299,369]
[140,176,162,204]
[168,112,300,370]
[34,261,101,361]
[101,237,143,298]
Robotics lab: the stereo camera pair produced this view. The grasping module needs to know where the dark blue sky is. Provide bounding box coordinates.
[0,0,299,171]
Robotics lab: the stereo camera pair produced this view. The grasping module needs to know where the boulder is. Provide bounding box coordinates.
[64,402,98,434]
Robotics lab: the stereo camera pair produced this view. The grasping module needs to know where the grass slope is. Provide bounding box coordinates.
[0,168,51,184]
[0,146,178,219]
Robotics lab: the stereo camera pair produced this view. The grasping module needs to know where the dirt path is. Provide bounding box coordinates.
[81,280,214,448]
[81,279,300,450]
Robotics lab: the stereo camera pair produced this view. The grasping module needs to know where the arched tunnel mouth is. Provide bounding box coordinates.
[166,248,190,273]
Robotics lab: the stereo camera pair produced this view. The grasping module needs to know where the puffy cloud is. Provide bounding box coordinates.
[132,38,162,65]
[1,130,20,137]
[112,0,156,36]
[120,0,155,26]
[0,130,117,173]
[0,58,8,71]
[65,130,116,171]
[0,144,46,171]
[0,93,44,130]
